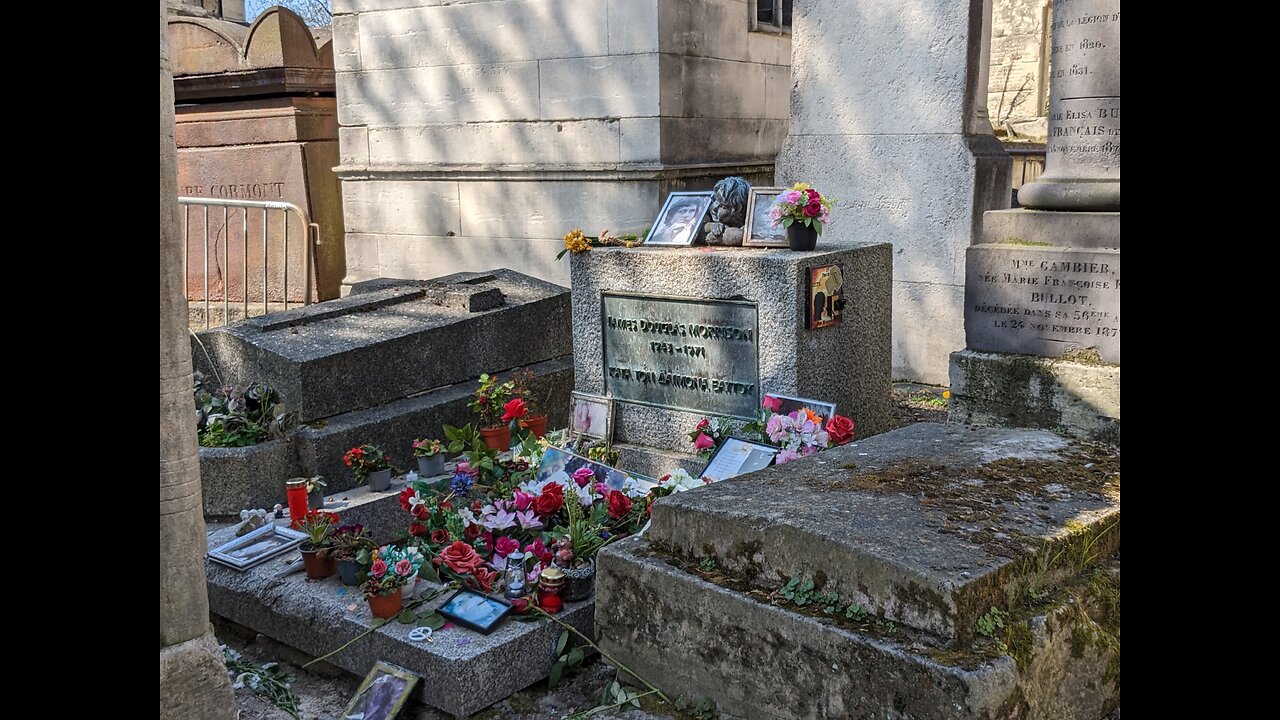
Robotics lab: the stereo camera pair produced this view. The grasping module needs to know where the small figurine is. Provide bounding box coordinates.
[273,503,285,519]
[703,176,751,246]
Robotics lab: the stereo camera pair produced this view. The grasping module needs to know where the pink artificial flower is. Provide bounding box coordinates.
[515,509,543,530]
[695,418,710,431]
[572,467,596,487]
[762,395,783,412]
[394,559,413,576]
[783,190,803,204]
[593,482,610,497]
[495,536,520,558]
[512,490,534,511]
[456,461,473,476]
[524,538,553,566]
[776,449,800,465]
[694,433,715,450]
[370,559,387,578]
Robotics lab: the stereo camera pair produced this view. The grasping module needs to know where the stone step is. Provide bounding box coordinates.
[201,355,573,519]
[205,522,593,719]
[614,441,706,481]
[193,269,570,422]
[597,535,1119,720]
[645,423,1120,640]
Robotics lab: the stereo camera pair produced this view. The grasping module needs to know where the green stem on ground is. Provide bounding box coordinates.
[533,607,671,704]
[568,688,659,719]
[302,584,454,669]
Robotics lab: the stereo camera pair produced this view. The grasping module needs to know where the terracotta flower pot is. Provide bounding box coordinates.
[521,414,549,439]
[366,587,404,619]
[480,425,512,451]
[300,545,336,580]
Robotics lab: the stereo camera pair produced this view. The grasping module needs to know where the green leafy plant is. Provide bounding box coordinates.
[468,373,515,429]
[194,374,296,447]
[443,424,499,477]
[412,438,444,457]
[780,577,816,606]
[698,558,718,572]
[549,629,586,688]
[585,443,620,467]
[222,645,300,719]
[292,510,339,549]
[977,606,1009,654]
[342,444,391,480]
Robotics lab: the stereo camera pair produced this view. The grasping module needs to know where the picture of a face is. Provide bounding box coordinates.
[647,193,712,246]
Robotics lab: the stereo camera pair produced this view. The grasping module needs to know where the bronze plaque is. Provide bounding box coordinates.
[602,293,760,418]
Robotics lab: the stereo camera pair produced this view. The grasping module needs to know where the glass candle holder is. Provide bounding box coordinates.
[537,566,566,613]
[285,478,308,523]
[504,552,527,599]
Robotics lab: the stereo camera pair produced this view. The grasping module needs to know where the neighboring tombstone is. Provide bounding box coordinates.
[169,8,345,307]
[950,0,1120,441]
[775,0,1011,384]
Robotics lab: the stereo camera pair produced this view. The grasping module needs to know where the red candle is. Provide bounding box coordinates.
[538,566,566,614]
[285,479,309,524]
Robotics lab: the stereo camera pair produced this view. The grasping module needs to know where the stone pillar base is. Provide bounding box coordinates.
[948,349,1119,443]
[160,632,236,720]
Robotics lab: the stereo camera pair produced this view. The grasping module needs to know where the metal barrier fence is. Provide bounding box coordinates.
[179,197,320,329]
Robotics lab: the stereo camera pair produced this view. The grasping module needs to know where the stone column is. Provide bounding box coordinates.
[160,0,237,717]
[1017,0,1120,210]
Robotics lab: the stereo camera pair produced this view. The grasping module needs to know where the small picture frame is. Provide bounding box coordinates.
[342,661,419,720]
[807,264,845,329]
[569,391,613,441]
[700,437,780,482]
[207,523,308,571]
[765,393,837,426]
[645,191,713,246]
[537,446,633,491]
[436,589,514,635]
[742,187,788,247]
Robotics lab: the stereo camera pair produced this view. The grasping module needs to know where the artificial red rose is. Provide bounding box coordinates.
[806,188,820,202]
[826,414,856,446]
[398,487,417,511]
[533,489,565,516]
[495,536,521,557]
[607,490,634,519]
[803,201,821,217]
[409,522,430,537]
[524,538,553,566]
[513,490,534,511]
[761,396,782,413]
[572,467,596,487]
[439,541,484,575]
[470,567,497,593]
[501,398,528,423]
[694,433,715,450]
[695,418,710,431]
[411,502,429,519]
[510,597,530,614]
[430,528,450,545]
[463,523,482,540]
[483,531,496,553]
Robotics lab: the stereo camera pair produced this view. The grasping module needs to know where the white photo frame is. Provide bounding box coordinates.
[645,191,713,246]
[742,187,788,248]
[569,391,614,441]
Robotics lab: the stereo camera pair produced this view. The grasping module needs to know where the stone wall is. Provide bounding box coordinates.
[989,0,1051,134]
[333,0,789,288]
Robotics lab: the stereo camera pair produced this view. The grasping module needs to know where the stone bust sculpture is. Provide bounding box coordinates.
[704,176,751,246]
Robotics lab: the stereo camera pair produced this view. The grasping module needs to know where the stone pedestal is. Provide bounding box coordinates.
[170,8,346,303]
[570,244,891,473]
[775,0,1010,383]
[1018,0,1121,211]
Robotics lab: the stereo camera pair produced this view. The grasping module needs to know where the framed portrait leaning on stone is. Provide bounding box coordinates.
[645,191,713,246]
[742,187,787,247]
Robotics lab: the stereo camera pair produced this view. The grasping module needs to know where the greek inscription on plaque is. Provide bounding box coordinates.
[602,293,760,418]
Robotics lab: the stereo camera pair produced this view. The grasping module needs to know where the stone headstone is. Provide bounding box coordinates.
[775,0,1011,383]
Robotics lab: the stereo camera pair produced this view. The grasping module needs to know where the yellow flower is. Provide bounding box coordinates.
[942,390,951,399]
[562,229,592,254]
[792,182,812,191]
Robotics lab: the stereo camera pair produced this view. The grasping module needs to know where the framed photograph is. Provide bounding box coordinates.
[742,187,788,247]
[645,191,713,246]
[207,523,308,571]
[537,446,632,491]
[700,437,779,482]
[436,589,514,635]
[569,391,613,440]
[807,264,845,329]
[342,661,418,720]
[765,393,837,426]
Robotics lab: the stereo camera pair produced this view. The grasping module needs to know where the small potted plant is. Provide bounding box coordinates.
[343,444,394,491]
[331,523,375,587]
[468,374,516,450]
[412,438,447,477]
[554,496,613,602]
[304,475,327,509]
[361,544,425,619]
[292,510,340,579]
[510,368,549,439]
[770,182,834,251]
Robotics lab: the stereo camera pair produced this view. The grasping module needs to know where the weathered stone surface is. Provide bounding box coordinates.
[613,442,705,481]
[597,535,1119,720]
[200,437,301,519]
[294,355,574,491]
[206,522,595,718]
[949,350,1120,443]
[982,208,1121,249]
[964,245,1119,362]
[160,633,238,720]
[191,270,570,422]
[645,423,1120,639]
[1017,0,1121,211]
[570,243,893,452]
[777,1,1009,384]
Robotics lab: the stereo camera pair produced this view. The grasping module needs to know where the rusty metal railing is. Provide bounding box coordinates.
[179,197,320,329]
